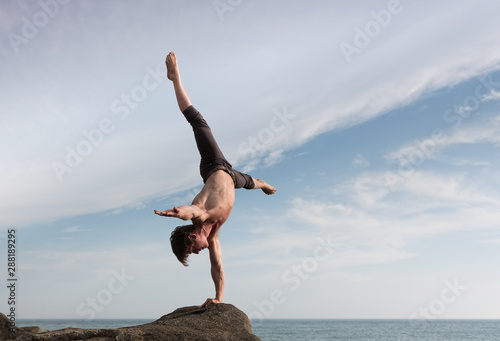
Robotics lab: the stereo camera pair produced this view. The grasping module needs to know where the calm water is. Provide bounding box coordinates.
[16,319,154,331]
[15,319,500,340]
[251,320,500,341]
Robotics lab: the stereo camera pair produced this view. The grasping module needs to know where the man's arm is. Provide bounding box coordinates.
[154,205,207,221]
[201,236,224,307]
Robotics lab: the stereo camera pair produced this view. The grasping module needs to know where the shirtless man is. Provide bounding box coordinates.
[155,52,276,308]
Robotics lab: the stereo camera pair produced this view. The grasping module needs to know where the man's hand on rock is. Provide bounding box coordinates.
[200,298,220,308]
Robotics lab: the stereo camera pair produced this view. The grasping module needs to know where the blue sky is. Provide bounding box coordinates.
[1,0,500,320]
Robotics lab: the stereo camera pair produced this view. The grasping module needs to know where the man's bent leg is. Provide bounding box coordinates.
[232,169,255,189]
[232,169,276,194]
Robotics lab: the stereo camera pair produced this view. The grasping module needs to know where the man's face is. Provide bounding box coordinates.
[189,234,208,254]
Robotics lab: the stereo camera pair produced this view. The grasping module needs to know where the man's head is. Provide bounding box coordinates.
[170,224,208,266]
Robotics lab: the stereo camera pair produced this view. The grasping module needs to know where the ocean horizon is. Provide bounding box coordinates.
[14,318,500,340]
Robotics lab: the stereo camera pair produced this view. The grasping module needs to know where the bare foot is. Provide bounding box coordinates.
[165,51,180,81]
[254,179,277,195]
[262,184,277,195]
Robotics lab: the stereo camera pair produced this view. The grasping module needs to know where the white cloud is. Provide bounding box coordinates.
[342,173,391,208]
[385,119,500,165]
[5,1,500,321]
[111,201,146,215]
[347,169,500,212]
[481,90,500,102]
[61,226,88,233]
[265,166,500,272]
[263,149,285,168]
[446,125,500,145]
[3,1,500,231]
[230,196,416,269]
[352,154,370,169]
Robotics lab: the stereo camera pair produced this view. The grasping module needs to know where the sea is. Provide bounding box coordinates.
[15,319,500,340]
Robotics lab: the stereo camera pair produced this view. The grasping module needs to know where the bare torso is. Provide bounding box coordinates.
[191,170,235,241]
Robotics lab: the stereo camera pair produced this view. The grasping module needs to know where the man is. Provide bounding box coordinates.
[155,52,276,307]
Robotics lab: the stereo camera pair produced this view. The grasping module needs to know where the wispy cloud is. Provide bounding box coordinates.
[111,201,147,215]
[255,166,500,271]
[263,149,285,168]
[352,154,370,169]
[3,1,500,233]
[61,226,89,233]
[384,117,500,165]
[481,90,500,102]
[5,0,500,321]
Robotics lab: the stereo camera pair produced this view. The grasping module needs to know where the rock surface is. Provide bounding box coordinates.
[0,303,262,341]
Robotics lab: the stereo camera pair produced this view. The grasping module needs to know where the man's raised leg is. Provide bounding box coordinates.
[166,52,191,112]
[165,51,227,177]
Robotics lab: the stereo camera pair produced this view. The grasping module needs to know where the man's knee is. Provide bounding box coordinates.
[234,171,255,189]
[245,177,256,189]
[183,106,208,128]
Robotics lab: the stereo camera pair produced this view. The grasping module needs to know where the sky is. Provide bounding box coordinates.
[1,0,500,322]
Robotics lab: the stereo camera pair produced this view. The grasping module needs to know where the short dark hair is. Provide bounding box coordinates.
[170,224,196,266]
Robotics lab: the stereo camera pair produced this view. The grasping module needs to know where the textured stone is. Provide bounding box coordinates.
[0,304,261,341]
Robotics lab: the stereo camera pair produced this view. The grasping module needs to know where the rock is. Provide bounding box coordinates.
[18,327,49,334]
[0,303,262,341]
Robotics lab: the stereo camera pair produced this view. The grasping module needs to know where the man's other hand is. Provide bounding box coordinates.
[154,207,191,220]
[154,208,179,217]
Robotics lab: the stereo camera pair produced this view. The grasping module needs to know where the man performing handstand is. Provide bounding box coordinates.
[155,52,276,308]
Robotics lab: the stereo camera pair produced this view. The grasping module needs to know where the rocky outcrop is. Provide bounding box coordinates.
[0,303,262,341]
